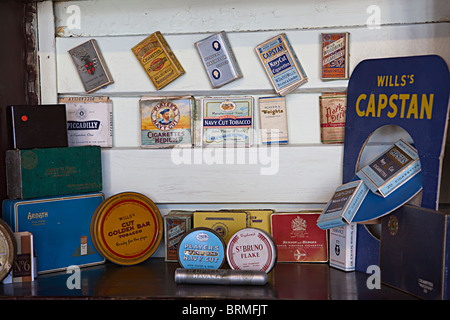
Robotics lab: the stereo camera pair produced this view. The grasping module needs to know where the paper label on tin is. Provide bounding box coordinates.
[271,213,328,262]
[60,96,113,148]
[68,40,113,93]
[255,34,307,94]
[140,97,192,148]
[259,96,288,144]
[319,93,346,144]
[321,33,349,79]
[195,32,242,88]
[356,139,421,197]
[201,97,253,146]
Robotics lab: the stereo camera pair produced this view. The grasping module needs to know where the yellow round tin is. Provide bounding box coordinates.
[91,192,163,266]
[0,219,16,282]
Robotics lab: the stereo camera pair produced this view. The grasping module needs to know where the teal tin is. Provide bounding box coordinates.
[6,146,102,199]
[2,192,105,274]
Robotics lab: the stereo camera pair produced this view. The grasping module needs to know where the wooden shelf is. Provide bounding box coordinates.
[0,258,417,300]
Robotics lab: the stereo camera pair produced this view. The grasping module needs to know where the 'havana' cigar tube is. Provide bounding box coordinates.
[174,268,268,286]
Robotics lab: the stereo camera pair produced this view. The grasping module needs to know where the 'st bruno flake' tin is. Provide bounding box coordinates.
[177,227,226,269]
[226,228,277,273]
[91,192,163,266]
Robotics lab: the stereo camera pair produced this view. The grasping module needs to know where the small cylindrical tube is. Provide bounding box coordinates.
[174,268,268,286]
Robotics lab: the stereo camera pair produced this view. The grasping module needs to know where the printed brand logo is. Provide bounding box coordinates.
[79,56,98,75]
[212,40,221,51]
[219,100,236,112]
[261,42,284,59]
[196,232,209,242]
[67,120,101,130]
[212,69,221,79]
[291,217,306,231]
[151,101,180,131]
[418,278,434,294]
[268,54,291,75]
[27,211,48,220]
[387,215,399,235]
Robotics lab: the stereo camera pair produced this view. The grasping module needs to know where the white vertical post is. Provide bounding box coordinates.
[37,1,57,104]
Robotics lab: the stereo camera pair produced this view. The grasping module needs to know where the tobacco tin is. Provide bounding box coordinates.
[271,212,328,263]
[68,39,114,93]
[226,228,277,273]
[200,96,254,146]
[90,192,163,266]
[255,33,308,96]
[0,219,16,282]
[132,31,185,90]
[177,227,226,269]
[321,32,350,80]
[319,92,347,144]
[164,211,193,262]
[140,96,193,148]
[60,96,113,148]
[195,31,243,88]
[356,139,421,197]
[259,96,288,144]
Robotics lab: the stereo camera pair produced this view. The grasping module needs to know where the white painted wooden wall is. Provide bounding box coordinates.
[36,0,450,254]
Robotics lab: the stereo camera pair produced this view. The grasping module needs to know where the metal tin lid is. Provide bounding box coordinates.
[90,192,163,266]
[0,219,16,281]
[226,227,277,273]
[177,227,226,269]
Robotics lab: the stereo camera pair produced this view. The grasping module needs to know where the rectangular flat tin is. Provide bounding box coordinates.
[356,139,421,197]
[132,31,185,90]
[164,211,193,262]
[195,31,243,88]
[2,192,105,274]
[6,146,102,199]
[259,96,288,144]
[68,39,114,93]
[200,96,254,147]
[321,32,350,80]
[140,96,193,148]
[60,96,113,148]
[317,180,369,229]
[193,211,249,244]
[7,104,68,150]
[319,92,347,144]
[271,212,328,263]
[255,33,308,96]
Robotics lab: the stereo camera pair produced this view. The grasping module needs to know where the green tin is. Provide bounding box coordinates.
[6,146,102,199]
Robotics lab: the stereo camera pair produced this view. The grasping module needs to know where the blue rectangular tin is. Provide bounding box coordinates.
[356,139,421,197]
[2,192,105,274]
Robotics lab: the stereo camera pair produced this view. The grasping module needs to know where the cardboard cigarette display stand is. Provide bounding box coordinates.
[343,55,450,273]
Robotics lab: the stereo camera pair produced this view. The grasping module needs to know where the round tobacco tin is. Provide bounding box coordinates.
[90,192,163,266]
[0,219,16,282]
[177,227,226,269]
[226,228,277,273]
